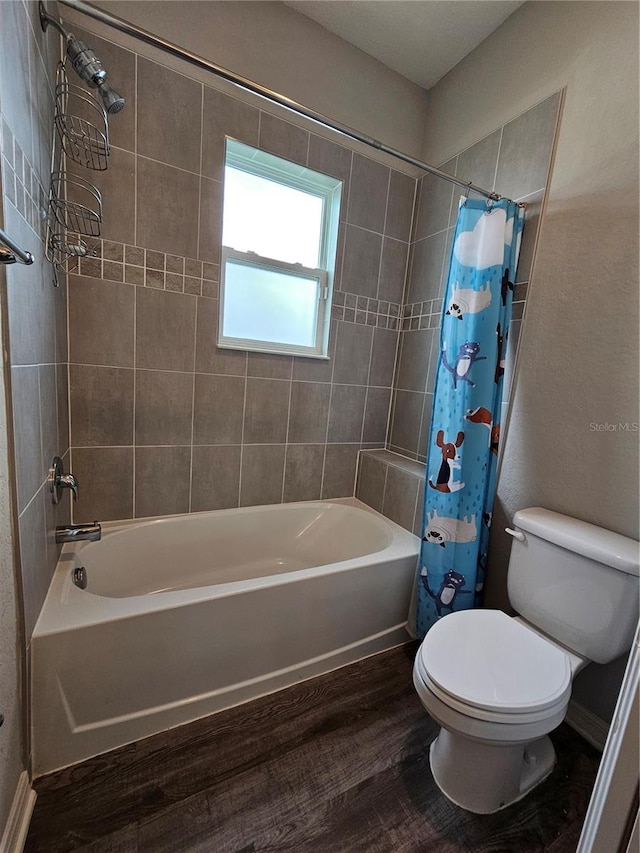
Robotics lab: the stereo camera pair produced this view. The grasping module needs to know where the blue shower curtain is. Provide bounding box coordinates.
[413,197,524,639]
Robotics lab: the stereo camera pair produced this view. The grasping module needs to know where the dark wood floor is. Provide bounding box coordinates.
[26,643,600,853]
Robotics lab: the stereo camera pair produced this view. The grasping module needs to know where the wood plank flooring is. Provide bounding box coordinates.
[25,644,600,853]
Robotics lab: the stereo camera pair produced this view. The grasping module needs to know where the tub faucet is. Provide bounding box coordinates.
[49,456,79,503]
[55,522,101,544]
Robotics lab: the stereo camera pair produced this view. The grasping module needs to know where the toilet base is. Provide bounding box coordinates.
[429,729,556,814]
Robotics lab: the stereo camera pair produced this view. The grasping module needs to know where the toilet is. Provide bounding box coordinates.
[413,507,639,814]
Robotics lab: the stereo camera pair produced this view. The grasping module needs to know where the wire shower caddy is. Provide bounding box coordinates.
[45,62,110,283]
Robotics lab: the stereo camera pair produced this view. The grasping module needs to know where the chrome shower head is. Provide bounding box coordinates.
[95,80,125,115]
[65,38,125,115]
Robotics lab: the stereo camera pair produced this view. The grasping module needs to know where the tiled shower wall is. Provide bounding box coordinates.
[388,92,561,461]
[66,22,417,521]
[0,1,70,644]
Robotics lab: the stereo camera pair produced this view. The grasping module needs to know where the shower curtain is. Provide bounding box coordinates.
[412,196,524,639]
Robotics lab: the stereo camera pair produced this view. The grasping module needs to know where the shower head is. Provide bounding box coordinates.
[95,80,125,115]
[66,38,125,115]
[39,4,125,115]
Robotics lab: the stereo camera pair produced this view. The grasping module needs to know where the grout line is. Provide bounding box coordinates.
[411,476,421,535]
[64,361,399,389]
[132,283,137,516]
[196,83,204,261]
[133,150,212,180]
[280,360,294,503]
[380,465,390,515]
[359,323,377,447]
[133,55,138,246]
[188,299,198,513]
[68,441,380,450]
[237,353,248,507]
[318,325,338,499]
[381,166,392,249]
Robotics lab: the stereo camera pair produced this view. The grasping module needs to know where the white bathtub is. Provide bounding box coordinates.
[31,498,419,776]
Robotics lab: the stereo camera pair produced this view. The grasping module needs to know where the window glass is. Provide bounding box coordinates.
[223,167,324,267]
[223,258,320,347]
[218,139,342,358]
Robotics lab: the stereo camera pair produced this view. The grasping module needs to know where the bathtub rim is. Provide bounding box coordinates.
[34,498,420,637]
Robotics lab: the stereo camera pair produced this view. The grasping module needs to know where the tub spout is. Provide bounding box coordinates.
[55,522,101,544]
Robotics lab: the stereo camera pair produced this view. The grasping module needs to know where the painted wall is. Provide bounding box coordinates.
[93,0,429,158]
[421,0,639,722]
[0,0,69,827]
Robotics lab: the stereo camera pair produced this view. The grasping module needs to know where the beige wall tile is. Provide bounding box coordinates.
[11,366,43,513]
[385,171,415,242]
[362,387,392,444]
[327,384,366,443]
[368,328,399,388]
[137,157,199,257]
[382,465,420,532]
[495,93,560,200]
[240,444,285,506]
[201,88,259,180]
[341,225,382,299]
[70,364,134,447]
[258,113,308,166]
[396,329,431,393]
[135,370,194,446]
[356,453,386,513]
[69,276,134,367]
[243,378,290,444]
[379,237,409,304]
[198,177,223,264]
[332,321,373,386]
[72,447,133,522]
[195,297,247,376]
[321,444,358,499]
[135,446,191,518]
[287,382,331,444]
[136,288,196,372]
[193,374,244,445]
[137,58,202,173]
[347,153,389,233]
[191,445,241,512]
[283,444,324,503]
[390,390,424,456]
[19,488,48,639]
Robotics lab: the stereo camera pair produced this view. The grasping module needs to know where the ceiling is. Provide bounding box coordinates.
[285,1,525,89]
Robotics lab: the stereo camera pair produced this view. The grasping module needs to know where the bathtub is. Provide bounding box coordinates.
[31,498,419,776]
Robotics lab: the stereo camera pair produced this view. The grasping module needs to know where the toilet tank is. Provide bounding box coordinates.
[507,508,639,664]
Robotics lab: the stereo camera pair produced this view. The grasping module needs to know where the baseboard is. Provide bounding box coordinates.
[0,772,36,853]
[565,699,610,752]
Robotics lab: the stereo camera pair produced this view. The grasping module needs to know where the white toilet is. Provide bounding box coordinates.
[413,507,639,814]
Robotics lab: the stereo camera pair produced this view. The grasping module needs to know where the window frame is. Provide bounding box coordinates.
[218,139,342,359]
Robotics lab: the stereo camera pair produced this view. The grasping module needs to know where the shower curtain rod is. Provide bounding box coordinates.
[57,0,519,205]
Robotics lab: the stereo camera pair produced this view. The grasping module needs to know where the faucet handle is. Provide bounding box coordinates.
[49,456,79,504]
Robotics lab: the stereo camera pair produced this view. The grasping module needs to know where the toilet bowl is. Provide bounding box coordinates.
[412,507,639,815]
[413,609,579,813]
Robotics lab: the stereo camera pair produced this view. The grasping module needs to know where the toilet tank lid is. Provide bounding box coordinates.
[514,508,639,576]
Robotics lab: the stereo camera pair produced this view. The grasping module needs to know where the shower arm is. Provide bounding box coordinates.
[39,2,71,40]
[56,0,523,207]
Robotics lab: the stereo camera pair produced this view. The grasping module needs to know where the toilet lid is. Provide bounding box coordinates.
[419,609,571,715]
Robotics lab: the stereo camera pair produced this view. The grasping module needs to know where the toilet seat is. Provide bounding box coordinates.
[417,609,572,719]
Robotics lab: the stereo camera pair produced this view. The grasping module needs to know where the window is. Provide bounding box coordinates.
[219,139,342,358]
